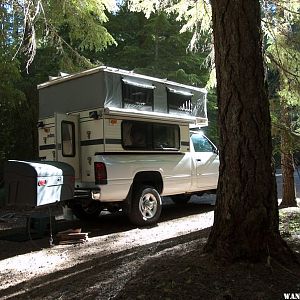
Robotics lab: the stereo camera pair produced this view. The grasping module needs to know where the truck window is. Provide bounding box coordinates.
[191,134,214,152]
[122,81,154,111]
[167,88,193,115]
[61,121,75,156]
[122,121,179,151]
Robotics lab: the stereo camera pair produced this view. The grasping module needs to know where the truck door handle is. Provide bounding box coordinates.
[196,159,202,162]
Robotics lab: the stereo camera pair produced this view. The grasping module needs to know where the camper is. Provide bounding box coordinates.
[37,66,219,225]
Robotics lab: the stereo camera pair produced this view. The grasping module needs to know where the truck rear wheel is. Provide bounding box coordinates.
[128,185,162,226]
[69,200,102,221]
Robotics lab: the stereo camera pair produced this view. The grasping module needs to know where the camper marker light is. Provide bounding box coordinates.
[110,119,118,125]
[38,179,47,186]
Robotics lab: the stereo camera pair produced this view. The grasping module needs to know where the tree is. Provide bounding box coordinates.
[128,0,295,262]
[0,2,28,177]
[0,0,117,176]
[1,0,116,70]
[203,0,294,262]
[279,105,297,207]
[95,2,210,87]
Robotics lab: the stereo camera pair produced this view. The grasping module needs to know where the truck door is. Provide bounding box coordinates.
[190,132,219,189]
[55,113,80,180]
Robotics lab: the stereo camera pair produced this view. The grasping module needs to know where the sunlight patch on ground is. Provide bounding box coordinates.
[0,250,68,273]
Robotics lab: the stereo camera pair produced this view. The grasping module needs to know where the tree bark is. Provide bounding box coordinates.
[204,0,294,262]
[280,104,297,207]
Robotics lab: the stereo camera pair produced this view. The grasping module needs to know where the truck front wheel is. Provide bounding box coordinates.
[128,186,162,226]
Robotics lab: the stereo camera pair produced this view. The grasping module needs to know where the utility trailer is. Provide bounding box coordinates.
[34,66,219,225]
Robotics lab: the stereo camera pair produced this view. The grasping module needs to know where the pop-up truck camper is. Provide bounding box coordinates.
[5,66,219,226]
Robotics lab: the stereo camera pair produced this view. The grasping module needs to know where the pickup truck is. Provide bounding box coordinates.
[35,66,219,226]
[69,129,219,226]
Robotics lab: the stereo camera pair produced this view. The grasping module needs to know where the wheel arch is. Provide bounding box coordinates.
[132,171,163,194]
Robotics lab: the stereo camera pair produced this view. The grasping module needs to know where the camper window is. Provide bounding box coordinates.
[153,124,180,150]
[122,121,179,151]
[167,88,193,115]
[61,121,75,157]
[122,81,154,111]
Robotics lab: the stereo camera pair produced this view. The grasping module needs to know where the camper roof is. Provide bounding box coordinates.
[38,66,208,125]
[37,66,206,94]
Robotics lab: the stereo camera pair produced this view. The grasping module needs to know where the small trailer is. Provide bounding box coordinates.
[11,66,219,225]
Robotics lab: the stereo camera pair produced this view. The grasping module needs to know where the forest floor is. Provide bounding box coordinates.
[0,171,299,300]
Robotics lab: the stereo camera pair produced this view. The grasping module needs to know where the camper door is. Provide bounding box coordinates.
[55,113,80,180]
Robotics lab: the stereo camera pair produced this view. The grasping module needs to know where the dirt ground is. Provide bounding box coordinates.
[0,200,299,300]
[0,171,299,300]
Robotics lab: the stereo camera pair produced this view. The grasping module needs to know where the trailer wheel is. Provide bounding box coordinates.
[128,185,162,226]
[171,194,191,204]
[70,200,102,221]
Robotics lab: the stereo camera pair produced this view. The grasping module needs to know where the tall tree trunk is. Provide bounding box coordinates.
[280,104,297,207]
[204,0,293,262]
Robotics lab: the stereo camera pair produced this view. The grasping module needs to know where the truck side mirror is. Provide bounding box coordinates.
[213,148,219,155]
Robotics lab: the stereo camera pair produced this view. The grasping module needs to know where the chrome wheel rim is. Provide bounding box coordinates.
[139,193,158,219]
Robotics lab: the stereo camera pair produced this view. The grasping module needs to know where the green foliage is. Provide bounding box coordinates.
[264,2,300,157]
[0,0,118,178]
[98,4,210,86]
[127,0,212,34]
[267,38,300,107]
[1,0,116,70]
[45,0,116,51]
[0,55,30,177]
[124,0,217,139]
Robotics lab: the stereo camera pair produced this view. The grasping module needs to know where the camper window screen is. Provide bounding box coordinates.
[122,121,179,151]
[167,88,193,115]
[61,121,75,157]
[122,81,154,111]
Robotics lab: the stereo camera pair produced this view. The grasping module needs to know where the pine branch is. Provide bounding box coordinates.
[267,53,300,83]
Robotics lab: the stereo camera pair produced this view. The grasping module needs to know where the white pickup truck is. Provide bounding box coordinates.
[35,66,219,226]
[82,129,219,226]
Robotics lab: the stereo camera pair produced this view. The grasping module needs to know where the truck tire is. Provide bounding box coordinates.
[171,194,191,204]
[69,200,102,221]
[128,185,162,226]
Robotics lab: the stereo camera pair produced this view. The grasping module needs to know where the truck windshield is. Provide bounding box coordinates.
[191,134,214,152]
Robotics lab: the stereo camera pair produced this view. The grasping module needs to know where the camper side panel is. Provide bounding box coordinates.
[38,117,55,161]
[39,72,106,119]
[79,111,104,184]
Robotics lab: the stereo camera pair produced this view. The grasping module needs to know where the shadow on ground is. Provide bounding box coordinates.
[0,196,215,260]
